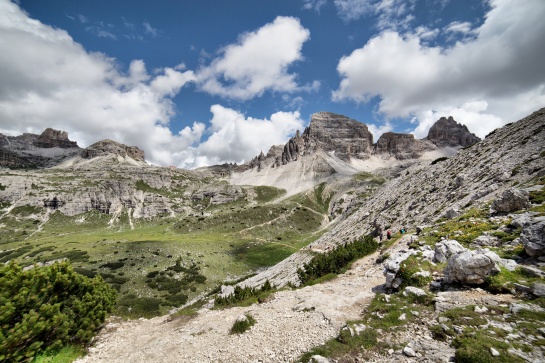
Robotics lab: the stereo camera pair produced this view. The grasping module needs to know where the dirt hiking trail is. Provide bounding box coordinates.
[76,250,385,363]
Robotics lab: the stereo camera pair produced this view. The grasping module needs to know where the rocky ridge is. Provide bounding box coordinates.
[81,139,145,162]
[239,108,545,289]
[0,128,82,168]
[426,116,481,147]
[235,113,480,193]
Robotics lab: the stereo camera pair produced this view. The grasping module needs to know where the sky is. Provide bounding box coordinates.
[0,0,544,168]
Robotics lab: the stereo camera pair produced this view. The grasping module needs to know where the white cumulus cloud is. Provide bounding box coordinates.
[333,0,545,137]
[0,1,308,169]
[187,105,305,168]
[195,16,312,100]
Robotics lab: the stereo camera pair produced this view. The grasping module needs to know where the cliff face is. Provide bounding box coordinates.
[426,116,481,147]
[303,112,374,160]
[373,132,436,160]
[34,128,79,148]
[281,112,374,164]
[0,129,81,169]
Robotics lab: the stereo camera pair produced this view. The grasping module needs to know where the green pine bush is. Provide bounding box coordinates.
[0,261,117,362]
[297,235,378,285]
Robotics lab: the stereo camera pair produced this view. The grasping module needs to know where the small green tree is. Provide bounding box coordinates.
[0,261,117,362]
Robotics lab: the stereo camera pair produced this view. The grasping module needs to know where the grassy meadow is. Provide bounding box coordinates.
[0,184,329,318]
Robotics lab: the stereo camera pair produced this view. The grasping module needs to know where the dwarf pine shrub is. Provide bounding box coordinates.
[214,279,274,307]
[229,314,256,334]
[297,235,378,285]
[0,261,117,362]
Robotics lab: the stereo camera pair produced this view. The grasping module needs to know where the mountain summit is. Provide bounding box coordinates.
[230,113,480,195]
[426,116,481,147]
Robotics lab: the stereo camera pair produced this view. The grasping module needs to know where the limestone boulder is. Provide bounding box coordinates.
[444,208,461,219]
[490,188,530,214]
[434,239,466,263]
[383,250,418,289]
[470,234,500,248]
[519,216,545,257]
[443,249,501,285]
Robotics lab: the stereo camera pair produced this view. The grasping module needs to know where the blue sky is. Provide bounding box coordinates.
[1,0,544,168]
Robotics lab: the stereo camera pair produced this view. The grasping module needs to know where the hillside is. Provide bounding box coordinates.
[1,108,544,362]
[74,107,545,362]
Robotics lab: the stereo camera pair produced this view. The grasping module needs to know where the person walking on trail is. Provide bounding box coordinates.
[386,230,391,240]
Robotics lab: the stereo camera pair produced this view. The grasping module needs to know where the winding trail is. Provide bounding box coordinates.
[76,250,385,363]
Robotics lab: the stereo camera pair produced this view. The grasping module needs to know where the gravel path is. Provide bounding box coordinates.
[76,251,384,363]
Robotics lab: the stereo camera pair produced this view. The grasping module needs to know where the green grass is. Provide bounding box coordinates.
[529,188,545,204]
[32,345,84,363]
[429,207,498,246]
[397,254,433,289]
[254,186,286,203]
[484,266,541,293]
[298,325,378,362]
[9,205,43,216]
[0,188,327,318]
[354,172,385,185]
[453,330,525,363]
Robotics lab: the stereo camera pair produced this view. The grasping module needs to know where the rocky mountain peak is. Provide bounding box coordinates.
[81,139,145,161]
[282,112,374,164]
[304,112,374,159]
[0,128,81,169]
[34,128,79,148]
[426,116,480,147]
[373,132,436,160]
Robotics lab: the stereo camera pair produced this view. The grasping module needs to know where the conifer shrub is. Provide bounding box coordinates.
[297,235,378,285]
[0,261,117,362]
[229,314,256,334]
[214,280,274,307]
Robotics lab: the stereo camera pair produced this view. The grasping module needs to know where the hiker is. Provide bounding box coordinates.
[379,232,383,242]
[386,230,391,240]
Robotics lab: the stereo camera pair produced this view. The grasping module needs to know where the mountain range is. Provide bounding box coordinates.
[1,108,544,362]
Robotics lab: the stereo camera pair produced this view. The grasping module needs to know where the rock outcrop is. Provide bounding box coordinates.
[280,112,374,164]
[81,140,145,162]
[519,216,545,257]
[490,188,530,214]
[34,128,79,148]
[373,132,436,160]
[0,129,81,168]
[426,116,481,147]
